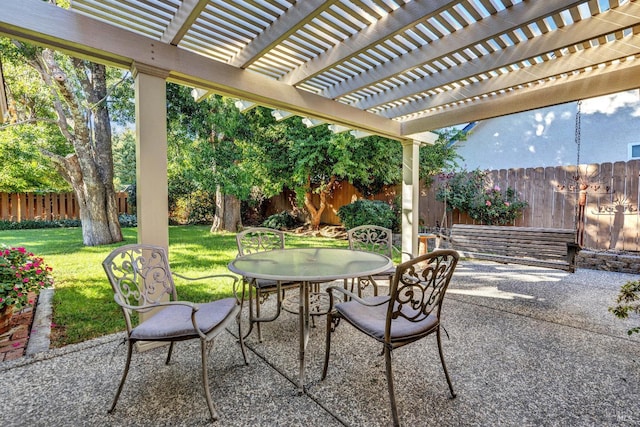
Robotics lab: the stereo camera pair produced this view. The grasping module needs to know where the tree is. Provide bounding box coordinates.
[0,47,70,192]
[419,128,465,182]
[1,34,124,245]
[610,280,640,335]
[0,123,70,193]
[163,89,463,233]
[166,84,255,231]
[292,127,404,229]
[241,117,402,230]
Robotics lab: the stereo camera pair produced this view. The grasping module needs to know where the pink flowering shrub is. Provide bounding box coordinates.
[0,246,54,310]
[436,169,528,225]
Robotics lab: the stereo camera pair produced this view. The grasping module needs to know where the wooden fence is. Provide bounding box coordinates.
[266,160,640,252]
[419,161,640,252]
[5,160,637,251]
[0,192,129,221]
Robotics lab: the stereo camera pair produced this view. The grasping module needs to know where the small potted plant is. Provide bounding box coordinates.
[0,246,54,334]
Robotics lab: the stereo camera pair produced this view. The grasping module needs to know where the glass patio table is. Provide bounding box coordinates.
[228,247,393,393]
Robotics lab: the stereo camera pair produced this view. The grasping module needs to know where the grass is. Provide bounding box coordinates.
[0,225,348,347]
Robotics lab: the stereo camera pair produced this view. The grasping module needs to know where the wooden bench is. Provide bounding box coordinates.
[448,224,581,272]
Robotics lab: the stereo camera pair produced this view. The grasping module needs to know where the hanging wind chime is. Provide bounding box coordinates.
[556,101,612,246]
[574,101,588,246]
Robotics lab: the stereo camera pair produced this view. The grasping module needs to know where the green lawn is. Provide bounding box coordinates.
[0,225,348,347]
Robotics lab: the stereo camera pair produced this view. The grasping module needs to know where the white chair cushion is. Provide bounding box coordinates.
[336,296,438,342]
[131,297,237,340]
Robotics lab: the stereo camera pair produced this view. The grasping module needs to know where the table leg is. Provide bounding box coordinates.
[298,280,311,393]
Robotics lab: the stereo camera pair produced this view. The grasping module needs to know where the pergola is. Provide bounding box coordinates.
[2,0,640,256]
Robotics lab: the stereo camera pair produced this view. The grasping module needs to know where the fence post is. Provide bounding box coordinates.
[0,192,8,220]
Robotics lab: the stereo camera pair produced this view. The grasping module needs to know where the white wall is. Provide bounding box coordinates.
[454,90,640,170]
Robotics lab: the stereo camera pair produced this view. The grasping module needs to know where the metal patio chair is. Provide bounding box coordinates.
[236,227,301,342]
[103,244,248,422]
[346,225,404,297]
[322,249,460,427]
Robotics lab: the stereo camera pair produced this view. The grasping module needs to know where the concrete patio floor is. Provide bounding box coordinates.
[1,260,639,426]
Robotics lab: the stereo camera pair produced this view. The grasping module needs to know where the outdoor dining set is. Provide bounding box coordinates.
[101,226,460,427]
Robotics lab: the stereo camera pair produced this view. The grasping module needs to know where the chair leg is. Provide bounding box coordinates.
[370,276,380,297]
[109,340,134,414]
[255,289,263,342]
[201,339,219,422]
[243,283,257,340]
[357,276,379,297]
[436,327,456,398]
[321,312,335,380]
[384,346,400,427]
[242,284,262,341]
[165,342,175,365]
[236,310,248,365]
[357,277,364,298]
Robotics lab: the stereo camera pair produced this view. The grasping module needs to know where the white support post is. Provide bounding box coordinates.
[133,63,169,249]
[133,64,169,351]
[401,140,421,260]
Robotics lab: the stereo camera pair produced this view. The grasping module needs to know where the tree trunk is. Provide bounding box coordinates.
[70,166,120,246]
[223,194,242,231]
[210,184,224,232]
[33,49,122,246]
[87,61,123,244]
[303,190,323,230]
[303,176,336,230]
[211,187,242,232]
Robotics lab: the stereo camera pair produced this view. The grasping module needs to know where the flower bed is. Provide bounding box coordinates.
[1,247,54,311]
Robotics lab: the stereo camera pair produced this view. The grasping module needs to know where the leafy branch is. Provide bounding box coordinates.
[609,280,640,335]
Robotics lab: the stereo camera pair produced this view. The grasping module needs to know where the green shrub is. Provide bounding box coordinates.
[436,169,528,225]
[169,190,216,225]
[261,211,298,230]
[186,191,217,225]
[118,214,137,228]
[0,219,81,230]
[0,214,136,230]
[337,199,396,230]
[124,184,137,214]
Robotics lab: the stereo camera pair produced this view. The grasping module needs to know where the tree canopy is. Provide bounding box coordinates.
[2,48,462,232]
[0,40,71,192]
[1,35,123,245]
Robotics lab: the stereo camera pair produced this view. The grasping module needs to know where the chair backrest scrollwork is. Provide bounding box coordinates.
[103,244,177,331]
[347,225,393,258]
[387,250,459,331]
[236,227,286,256]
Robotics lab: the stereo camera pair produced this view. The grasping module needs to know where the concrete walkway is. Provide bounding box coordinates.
[1,260,639,426]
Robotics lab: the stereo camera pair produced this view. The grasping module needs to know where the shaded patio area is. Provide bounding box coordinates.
[2,260,639,426]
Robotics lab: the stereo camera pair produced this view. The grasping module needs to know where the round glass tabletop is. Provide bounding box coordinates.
[228,247,392,282]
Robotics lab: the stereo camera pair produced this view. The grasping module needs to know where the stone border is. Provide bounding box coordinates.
[25,288,54,356]
[577,250,640,274]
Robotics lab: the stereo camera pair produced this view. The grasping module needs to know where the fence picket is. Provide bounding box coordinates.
[43,195,51,221]
[597,162,614,249]
[0,193,8,220]
[625,160,640,250]
[609,162,626,250]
